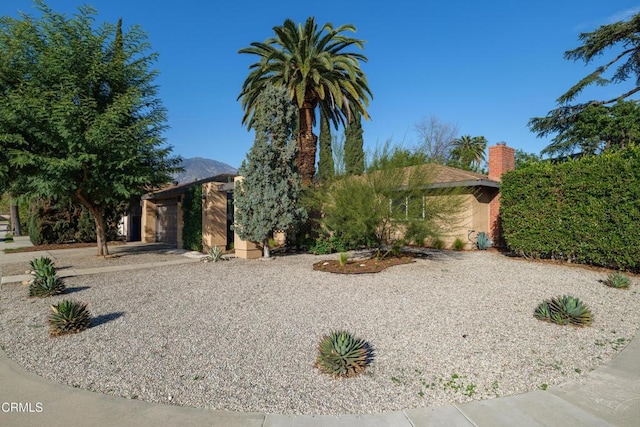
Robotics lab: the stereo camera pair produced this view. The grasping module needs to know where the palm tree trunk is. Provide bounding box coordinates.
[297,101,317,186]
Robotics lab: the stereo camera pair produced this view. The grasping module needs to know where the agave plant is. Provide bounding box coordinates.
[48,299,91,337]
[604,273,631,289]
[202,246,225,262]
[29,256,56,279]
[534,295,592,327]
[29,275,66,297]
[476,232,492,250]
[315,330,375,378]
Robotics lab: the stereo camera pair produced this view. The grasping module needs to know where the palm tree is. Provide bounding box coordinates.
[238,17,372,185]
[450,135,487,170]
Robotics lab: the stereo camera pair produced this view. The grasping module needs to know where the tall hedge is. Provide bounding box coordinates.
[500,147,640,272]
[182,186,203,252]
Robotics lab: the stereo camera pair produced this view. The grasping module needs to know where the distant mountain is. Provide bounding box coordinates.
[172,157,237,185]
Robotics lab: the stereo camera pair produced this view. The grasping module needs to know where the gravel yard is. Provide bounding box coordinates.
[0,250,638,415]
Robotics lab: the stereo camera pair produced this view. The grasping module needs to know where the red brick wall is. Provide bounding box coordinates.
[488,143,515,243]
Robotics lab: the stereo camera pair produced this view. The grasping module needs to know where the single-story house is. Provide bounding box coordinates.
[138,143,515,257]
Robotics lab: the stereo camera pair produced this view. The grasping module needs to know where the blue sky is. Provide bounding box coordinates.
[2,0,639,169]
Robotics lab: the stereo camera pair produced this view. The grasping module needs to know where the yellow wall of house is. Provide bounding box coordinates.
[141,199,156,243]
[201,182,228,252]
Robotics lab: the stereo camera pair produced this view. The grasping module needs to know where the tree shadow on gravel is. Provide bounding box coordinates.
[91,312,125,328]
[62,286,90,295]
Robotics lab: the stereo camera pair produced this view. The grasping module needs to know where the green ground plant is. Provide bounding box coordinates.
[452,237,465,251]
[604,272,631,289]
[48,299,91,337]
[534,295,592,326]
[315,331,375,378]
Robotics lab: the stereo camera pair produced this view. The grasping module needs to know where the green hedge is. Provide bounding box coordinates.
[500,147,640,272]
[182,186,203,252]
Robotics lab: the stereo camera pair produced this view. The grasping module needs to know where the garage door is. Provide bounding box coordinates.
[156,204,178,245]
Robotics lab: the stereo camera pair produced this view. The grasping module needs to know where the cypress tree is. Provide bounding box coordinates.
[345,113,365,175]
[233,84,307,258]
[317,109,335,181]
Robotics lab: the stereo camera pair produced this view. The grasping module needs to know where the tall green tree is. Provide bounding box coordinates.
[449,135,487,171]
[530,11,640,156]
[344,112,365,175]
[539,101,640,157]
[317,109,334,181]
[0,1,181,255]
[233,84,307,258]
[238,17,372,185]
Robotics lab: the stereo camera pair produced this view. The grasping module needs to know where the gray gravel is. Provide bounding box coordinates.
[1,250,639,415]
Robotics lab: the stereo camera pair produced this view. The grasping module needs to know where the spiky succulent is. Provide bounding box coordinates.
[30,256,56,279]
[534,295,592,327]
[29,275,66,297]
[604,273,631,289]
[203,246,225,262]
[315,330,375,378]
[48,299,91,337]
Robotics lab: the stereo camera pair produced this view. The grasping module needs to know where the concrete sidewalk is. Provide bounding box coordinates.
[1,234,639,426]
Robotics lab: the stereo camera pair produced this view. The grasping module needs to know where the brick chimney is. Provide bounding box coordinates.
[488,142,515,181]
[488,142,515,245]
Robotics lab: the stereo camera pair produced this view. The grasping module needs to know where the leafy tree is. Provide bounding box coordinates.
[345,112,365,175]
[317,109,334,181]
[515,149,542,169]
[539,101,640,157]
[366,140,428,172]
[233,84,307,258]
[238,17,372,185]
[530,12,640,156]
[449,135,487,171]
[0,1,180,256]
[414,115,459,163]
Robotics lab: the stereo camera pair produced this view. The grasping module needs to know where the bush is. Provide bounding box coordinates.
[432,238,445,250]
[314,147,463,252]
[182,186,203,252]
[28,197,122,245]
[452,237,465,251]
[501,147,640,272]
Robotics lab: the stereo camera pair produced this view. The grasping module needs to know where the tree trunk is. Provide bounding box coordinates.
[9,198,22,236]
[297,101,318,186]
[92,208,109,257]
[262,237,271,258]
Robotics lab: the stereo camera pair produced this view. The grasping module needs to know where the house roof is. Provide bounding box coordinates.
[142,173,236,200]
[427,164,499,189]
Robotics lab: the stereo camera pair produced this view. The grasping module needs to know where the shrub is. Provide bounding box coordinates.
[338,252,349,266]
[452,238,465,251]
[4,232,13,242]
[501,147,640,272]
[534,295,592,326]
[309,235,349,255]
[315,331,375,378]
[48,299,91,337]
[182,186,203,252]
[29,275,66,297]
[604,272,631,289]
[432,238,445,250]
